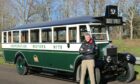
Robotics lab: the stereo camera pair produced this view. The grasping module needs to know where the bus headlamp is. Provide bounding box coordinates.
[126,54,130,61]
[106,56,112,63]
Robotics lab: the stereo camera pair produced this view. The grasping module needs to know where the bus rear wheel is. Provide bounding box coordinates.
[16,56,28,75]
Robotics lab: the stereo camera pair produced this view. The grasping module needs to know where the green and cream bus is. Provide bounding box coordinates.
[2,5,136,84]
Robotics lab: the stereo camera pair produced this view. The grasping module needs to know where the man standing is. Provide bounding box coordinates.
[79,33,96,84]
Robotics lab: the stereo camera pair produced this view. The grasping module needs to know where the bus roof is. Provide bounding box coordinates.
[12,16,101,30]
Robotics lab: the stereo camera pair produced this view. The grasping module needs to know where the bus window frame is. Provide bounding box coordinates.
[21,30,29,43]
[53,26,67,43]
[2,31,8,43]
[79,25,89,43]
[30,28,40,43]
[88,24,110,41]
[1,23,102,44]
[41,28,52,43]
[1,32,4,43]
[67,25,78,43]
[8,31,12,43]
[12,30,20,43]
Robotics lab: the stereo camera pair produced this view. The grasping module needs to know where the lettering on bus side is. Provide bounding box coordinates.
[32,45,46,49]
[53,45,62,50]
[11,44,27,48]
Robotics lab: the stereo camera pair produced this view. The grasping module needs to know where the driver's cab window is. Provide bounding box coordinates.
[69,27,77,43]
[80,25,87,42]
[90,26,106,33]
[90,26,107,41]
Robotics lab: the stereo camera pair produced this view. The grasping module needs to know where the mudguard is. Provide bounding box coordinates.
[118,53,136,64]
[95,59,104,68]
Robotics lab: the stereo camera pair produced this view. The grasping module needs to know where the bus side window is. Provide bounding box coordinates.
[42,29,52,42]
[69,27,76,43]
[21,31,28,43]
[13,31,19,43]
[54,27,66,42]
[79,25,87,42]
[8,32,11,43]
[3,32,7,43]
[31,29,39,42]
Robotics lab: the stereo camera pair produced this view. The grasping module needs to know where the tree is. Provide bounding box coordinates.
[36,0,52,21]
[128,5,136,39]
[133,12,140,38]
[57,0,78,19]
[84,0,90,15]
[11,0,38,24]
[0,0,16,29]
[118,0,139,39]
[0,0,17,41]
[89,0,106,16]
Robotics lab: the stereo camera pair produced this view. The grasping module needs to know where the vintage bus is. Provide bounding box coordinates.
[1,5,135,84]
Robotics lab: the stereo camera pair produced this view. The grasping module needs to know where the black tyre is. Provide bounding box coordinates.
[117,63,134,82]
[95,68,101,84]
[75,65,81,83]
[16,56,28,75]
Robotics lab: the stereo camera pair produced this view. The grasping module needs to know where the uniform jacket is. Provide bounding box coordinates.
[79,39,96,60]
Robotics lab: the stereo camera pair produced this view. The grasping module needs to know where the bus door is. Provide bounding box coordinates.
[63,25,79,71]
[50,25,79,71]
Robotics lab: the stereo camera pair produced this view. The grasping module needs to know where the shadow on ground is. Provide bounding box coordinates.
[26,70,139,84]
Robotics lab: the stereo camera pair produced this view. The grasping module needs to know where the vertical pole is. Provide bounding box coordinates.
[19,31,21,43]
[77,25,80,43]
[28,29,31,43]
[106,26,110,41]
[86,24,91,35]
[11,31,13,43]
[39,29,42,43]
[6,31,8,43]
[1,32,3,43]
[66,26,69,43]
[52,27,54,43]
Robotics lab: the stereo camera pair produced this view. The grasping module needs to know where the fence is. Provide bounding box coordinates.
[136,57,140,65]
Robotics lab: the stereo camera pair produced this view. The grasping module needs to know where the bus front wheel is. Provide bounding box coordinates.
[16,56,28,75]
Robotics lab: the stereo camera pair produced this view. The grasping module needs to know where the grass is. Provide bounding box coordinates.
[0,56,5,64]
[113,39,140,57]
[0,45,4,64]
[135,65,140,80]
[113,39,140,80]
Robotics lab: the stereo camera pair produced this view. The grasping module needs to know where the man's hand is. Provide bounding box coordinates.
[79,48,86,54]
